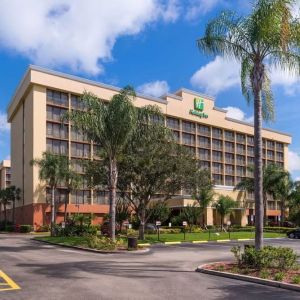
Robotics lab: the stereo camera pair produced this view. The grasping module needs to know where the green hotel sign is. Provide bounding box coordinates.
[189,98,208,118]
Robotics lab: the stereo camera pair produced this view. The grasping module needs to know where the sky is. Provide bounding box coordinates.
[0,0,300,179]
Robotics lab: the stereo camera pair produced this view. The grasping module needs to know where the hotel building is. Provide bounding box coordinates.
[0,160,11,190]
[7,66,291,228]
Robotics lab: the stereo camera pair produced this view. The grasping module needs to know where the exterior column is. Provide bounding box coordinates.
[205,207,213,226]
[240,209,248,226]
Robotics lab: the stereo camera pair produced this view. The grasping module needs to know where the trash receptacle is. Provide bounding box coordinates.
[128,236,138,250]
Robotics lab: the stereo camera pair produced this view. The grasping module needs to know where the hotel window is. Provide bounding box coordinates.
[199,136,210,148]
[247,146,254,156]
[236,144,245,155]
[247,156,254,166]
[225,153,234,164]
[71,94,87,110]
[182,121,195,133]
[199,161,210,170]
[46,188,68,204]
[276,142,284,151]
[225,164,234,175]
[71,127,89,142]
[225,176,235,186]
[93,144,102,159]
[197,124,211,136]
[166,117,180,130]
[276,152,284,161]
[47,89,68,107]
[263,139,266,148]
[247,192,254,200]
[276,162,284,168]
[247,135,254,145]
[247,167,254,177]
[94,191,110,205]
[71,190,91,204]
[212,139,223,150]
[267,201,276,210]
[184,146,196,155]
[212,151,222,162]
[46,139,68,155]
[182,133,195,146]
[236,155,246,165]
[71,142,91,158]
[224,130,234,141]
[212,127,222,139]
[47,106,68,122]
[236,133,246,143]
[237,166,246,176]
[267,150,275,160]
[47,123,68,139]
[267,140,275,149]
[213,174,223,185]
[71,159,85,173]
[172,131,180,142]
[199,148,210,160]
[225,141,234,152]
[212,162,223,173]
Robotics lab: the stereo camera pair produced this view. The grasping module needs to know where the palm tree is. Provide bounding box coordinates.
[67,87,161,241]
[0,189,11,227]
[235,164,288,225]
[214,195,236,230]
[31,152,69,236]
[198,0,300,249]
[191,168,215,227]
[5,186,21,225]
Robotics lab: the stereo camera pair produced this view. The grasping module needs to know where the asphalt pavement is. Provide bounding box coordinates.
[0,234,300,300]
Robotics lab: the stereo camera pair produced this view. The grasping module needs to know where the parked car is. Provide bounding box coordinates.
[287,228,300,239]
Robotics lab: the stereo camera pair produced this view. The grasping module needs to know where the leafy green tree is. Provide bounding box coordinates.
[116,197,131,232]
[0,189,10,227]
[180,203,201,232]
[235,164,288,225]
[191,168,214,226]
[117,123,196,240]
[197,0,300,249]
[5,186,21,225]
[214,195,236,230]
[31,152,70,236]
[67,87,159,241]
[147,201,171,225]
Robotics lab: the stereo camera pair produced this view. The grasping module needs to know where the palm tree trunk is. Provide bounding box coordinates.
[109,158,117,242]
[253,65,264,250]
[263,194,267,226]
[64,191,70,223]
[51,186,55,236]
[4,204,7,228]
[280,199,285,226]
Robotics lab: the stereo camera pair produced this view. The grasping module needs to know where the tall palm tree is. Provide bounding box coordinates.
[214,195,236,230]
[67,87,159,241]
[31,152,69,236]
[197,0,300,249]
[0,189,10,227]
[235,164,288,225]
[5,186,21,225]
[191,168,215,227]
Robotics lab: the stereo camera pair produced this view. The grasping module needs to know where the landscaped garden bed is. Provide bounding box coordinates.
[198,245,300,290]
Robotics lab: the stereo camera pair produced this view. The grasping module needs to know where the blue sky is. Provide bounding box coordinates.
[0,0,300,179]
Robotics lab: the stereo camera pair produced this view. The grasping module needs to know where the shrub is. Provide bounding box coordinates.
[259,269,270,279]
[292,275,300,284]
[36,224,50,232]
[238,246,297,270]
[274,272,284,282]
[159,228,181,234]
[85,235,124,251]
[54,224,97,237]
[4,225,14,232]
[20,225,33,233]
[127,229,138,237]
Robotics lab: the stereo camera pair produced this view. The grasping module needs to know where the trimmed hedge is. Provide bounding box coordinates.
[20,225,33,233]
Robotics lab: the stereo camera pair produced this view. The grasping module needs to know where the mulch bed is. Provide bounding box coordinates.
[205,262,300,285]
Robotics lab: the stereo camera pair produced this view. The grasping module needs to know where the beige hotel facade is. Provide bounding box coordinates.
[6,65,291,228]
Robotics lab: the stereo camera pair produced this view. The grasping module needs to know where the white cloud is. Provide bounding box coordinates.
[137,80,170,97]
[0,0,179,75]
[186,0,223,21]
[288,150,300,172]
[190,56,240,95]
[0,112,10,133]
[223,106,254,123]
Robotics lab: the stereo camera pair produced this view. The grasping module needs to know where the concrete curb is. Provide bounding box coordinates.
[33,238,150,255]
[196,262,300,293]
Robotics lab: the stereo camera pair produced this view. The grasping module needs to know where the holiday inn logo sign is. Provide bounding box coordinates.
[189,98,208,118]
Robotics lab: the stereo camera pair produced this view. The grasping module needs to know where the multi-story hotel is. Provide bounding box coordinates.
[0,160,11,190]
[7,66,291,228]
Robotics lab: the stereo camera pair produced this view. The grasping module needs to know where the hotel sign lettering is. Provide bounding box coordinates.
[189,97,208,118]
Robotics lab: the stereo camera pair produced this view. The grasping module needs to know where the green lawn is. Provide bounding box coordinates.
[140,231,285,243]
[35,231,285,247]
